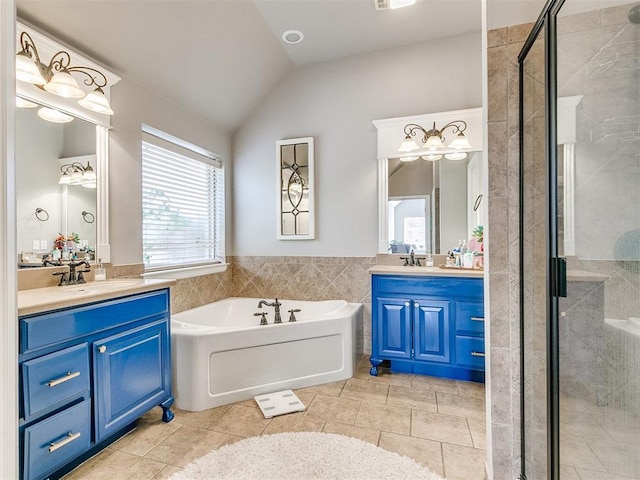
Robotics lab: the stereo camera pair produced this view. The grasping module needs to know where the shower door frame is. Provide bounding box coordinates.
[518,0,567,478]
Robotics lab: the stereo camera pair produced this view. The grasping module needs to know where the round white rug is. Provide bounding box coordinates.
[168,431,444,480]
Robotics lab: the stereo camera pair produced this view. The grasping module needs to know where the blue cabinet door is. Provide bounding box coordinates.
[94,319,170,442]
[413,300,451,364]
[376,297,412,359]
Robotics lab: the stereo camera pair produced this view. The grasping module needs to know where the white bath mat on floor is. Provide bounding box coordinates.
[254,389,305,418]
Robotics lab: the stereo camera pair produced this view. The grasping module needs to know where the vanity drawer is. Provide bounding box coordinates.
[22,343,90,421]
[455,302,485,334]
[23,399,91,480]
[455,336,485,370]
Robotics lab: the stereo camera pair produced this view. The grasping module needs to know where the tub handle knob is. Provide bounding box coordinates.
[254,312,269,325]
[288,309,301,322]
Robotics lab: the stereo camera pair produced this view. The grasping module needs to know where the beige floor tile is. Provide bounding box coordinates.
[574,467,640,480]
[172,405,231,428]
[411,374,459,394]
[387,384,437,412]
[305,393,361,424]
[340,377,389,404]
[293,390,317,408]
[583,436,640,477]
[379,432,445,477]
[354,367,413,387]
[209,404,271,437]
[219,434,246,447]
[467,418,487,450]
[153,465,183,479]
[355,402,411,435]
[262,411,325,434]
[110,418,181,456]
[559,464,581,480]
[295,379,346,397]
[62,449,116,479]
[456,380,486,398]
[442,443,487,480]
[144,425,229,468]
[411,410,473,447]
[66,450,166,480]
[436,391,486,420]
[559,433,607,472]
[323,421,381,444]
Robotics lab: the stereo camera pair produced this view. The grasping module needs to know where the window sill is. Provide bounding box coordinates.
[141,263,228,280]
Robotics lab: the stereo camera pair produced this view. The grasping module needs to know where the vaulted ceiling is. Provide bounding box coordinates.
[18,0,548,133]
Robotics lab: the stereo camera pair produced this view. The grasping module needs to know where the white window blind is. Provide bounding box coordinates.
[142,131,224,270]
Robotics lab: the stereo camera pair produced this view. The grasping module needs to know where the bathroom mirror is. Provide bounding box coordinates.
[374,108,484,255]
[276,137,315,240]
[14,21,117,268]
[16,102,99,267]
[385,151,484,255]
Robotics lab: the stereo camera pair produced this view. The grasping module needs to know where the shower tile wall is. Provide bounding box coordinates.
[487,21,533,480]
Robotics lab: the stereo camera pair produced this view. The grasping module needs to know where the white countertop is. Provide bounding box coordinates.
[18,278,176,316]
[368,264,484,278]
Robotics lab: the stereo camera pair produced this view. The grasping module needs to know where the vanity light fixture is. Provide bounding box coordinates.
[37,106,74,123]
[399,120,472,160]
[15,96,37,108]
[58,161,96,188]
[16,31,115,115]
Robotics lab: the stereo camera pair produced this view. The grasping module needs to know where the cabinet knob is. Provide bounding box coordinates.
[405,302,410,307]
[98,345,107,354]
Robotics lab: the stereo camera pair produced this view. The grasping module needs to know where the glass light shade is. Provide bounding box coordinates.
[15,97,38,108]
[15,52,46,85]
[83,164,97,181]
[78,88,114,115]
[425,135,444,150]
[81,181,97,189]
[422,154,443,161]
[44,71,85,98]
[58,172,72,185]
[449,132,472,150]
[70,169,83,184]
[400,156,419,162]
[398,135,420,153]
[37,107,74,123]
[444,152,468,161]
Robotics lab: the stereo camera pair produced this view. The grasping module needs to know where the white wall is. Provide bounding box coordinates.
[232,31,482,257]
[109,80,232,265]
[439,157,469,252]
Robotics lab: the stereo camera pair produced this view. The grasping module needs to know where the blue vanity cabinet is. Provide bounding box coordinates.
[370,274,484,383]
[19,288,174,480]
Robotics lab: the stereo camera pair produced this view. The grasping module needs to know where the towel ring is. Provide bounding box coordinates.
[35,208,49,222]
[473,194,483,212]
[81,211,95,224]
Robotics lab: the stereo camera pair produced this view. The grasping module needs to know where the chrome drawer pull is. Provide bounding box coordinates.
[47,371,80,387]
[48,431,81,452]
[470,351,485,357]
[470,316,485,322]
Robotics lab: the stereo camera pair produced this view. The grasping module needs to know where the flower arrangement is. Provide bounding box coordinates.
[54,232,80,250]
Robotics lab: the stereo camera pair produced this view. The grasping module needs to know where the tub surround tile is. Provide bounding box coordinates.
[378,432,445,477]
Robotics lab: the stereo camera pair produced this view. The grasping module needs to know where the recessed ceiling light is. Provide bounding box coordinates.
[282,30,304,45]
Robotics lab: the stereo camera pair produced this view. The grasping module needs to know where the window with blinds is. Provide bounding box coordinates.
[141,130,224,271]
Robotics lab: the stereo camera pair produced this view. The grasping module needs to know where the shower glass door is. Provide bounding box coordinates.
[556,1,640,478]
[520,20,550,480]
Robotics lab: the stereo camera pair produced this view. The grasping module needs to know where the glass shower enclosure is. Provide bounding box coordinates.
[520,1,640,478]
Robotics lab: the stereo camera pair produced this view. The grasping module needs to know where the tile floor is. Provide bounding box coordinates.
[62,356,487,480]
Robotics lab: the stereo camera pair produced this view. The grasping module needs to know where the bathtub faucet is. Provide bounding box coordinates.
[258,298,282,324]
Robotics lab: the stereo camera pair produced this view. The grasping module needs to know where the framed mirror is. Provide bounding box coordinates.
[14,21,118,268]
[374,108,484,255]
[276,137,315,240]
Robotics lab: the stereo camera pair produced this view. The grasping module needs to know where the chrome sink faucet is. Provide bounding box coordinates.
[400,249,426,267]
[258,298,282,324]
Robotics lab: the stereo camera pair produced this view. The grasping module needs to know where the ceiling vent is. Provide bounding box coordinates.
[374,0,416,10]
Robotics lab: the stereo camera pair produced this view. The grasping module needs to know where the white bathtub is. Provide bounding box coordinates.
[171,297,362,411]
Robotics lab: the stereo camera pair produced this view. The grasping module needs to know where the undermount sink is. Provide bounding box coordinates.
[60,280,140,294]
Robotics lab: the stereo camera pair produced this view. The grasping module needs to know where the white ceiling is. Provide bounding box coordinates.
[16,0,483,132]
